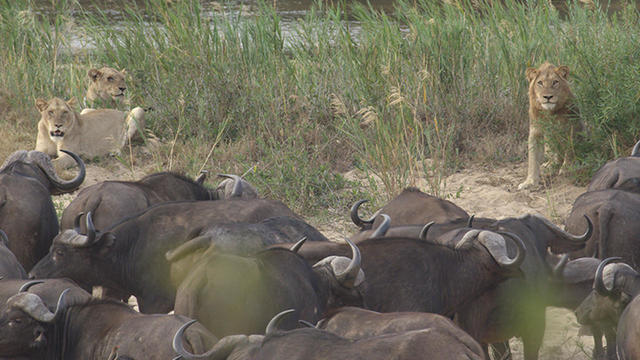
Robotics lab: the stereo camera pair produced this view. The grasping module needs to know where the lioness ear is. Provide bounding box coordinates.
[35,98,48,112]
[88,68,102,81]
[66,97,78,108]
[525,67,538,82]
[555,65,569,80]
[120,68,127,75]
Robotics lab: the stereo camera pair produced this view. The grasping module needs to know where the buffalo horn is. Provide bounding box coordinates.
[494,231,526,270]
[9,288,69,323]
[0,229,7,246]
[218,174,243,198]
[73,212,85,233]
[454,229,481,250]
[196,170,208,185]
[18,280,45,293]
[350,200,376,229]
[369,214,390,238]
[419,221,435,241]
[467,215,475,228]
[165,236,212,262]
[298,319,316,328]
[334,238,362,288]
[552,254,570,278]
[537,214,593,243]
[632,139,640,157]
[289,237,307,253]
[85,212,97,245]
[173,320,249,360]
[265,309,295,335]
[44,150,86,193]
[594,257,622,296]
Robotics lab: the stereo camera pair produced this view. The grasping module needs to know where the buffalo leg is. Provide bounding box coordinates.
[604,328,617,360]
[592,328,604,359]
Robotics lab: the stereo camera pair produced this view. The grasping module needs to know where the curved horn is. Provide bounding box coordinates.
[165,236,212,262]
[419,221,435,241]
[594,257,622,296]
[536,214,593,243]
[289,237,307,253]
[73,212,85,233]
[47,150,86,193]
[350,200,375,229]
[552,254,570,278]
[455,229,481,250]
[9,288,69,323]
[632,139,640,157]
[467,215,475,228]
[18,280,45,293]
[369,214,390,238]
[0,229,7,246]
[495,231,526,270]
[265,309,295,335]
[334,238,362,288]
[298,319,316,328]
[85,212,96,245]
[218,174,243,198]
[196,170,208,185]
[173,320,248,360]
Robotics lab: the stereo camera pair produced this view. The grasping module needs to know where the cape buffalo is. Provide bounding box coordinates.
[0,150,85,270]
[31,199,300,313]
[0,293,216,360]
[172,310,486,360]
[350,187,469,230]
[171,238,363,337]
[0,231,26,279]
[60,172,256,232]
[575,258,640,360]
[587,139,640,192]
[566,188,640,264]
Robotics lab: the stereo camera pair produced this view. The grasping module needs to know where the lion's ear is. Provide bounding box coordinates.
[88,68,102,81]
[555,65,569,80]
[525,67,538,82]
[35,98,48,112]
[66,97,78,108]
[120,68,127,75]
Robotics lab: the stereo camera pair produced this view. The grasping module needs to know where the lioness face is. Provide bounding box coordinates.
[88,67,127,102]
[35,97,76,143]
[527,62,571,111]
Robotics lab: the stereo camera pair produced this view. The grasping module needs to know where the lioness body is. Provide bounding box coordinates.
[518,61,578,190]
[34,97,145,168]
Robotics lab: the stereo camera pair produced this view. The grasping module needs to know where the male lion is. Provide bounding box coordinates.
[518,61,579,190]
[35,97,145,169]
[85,66,129,108]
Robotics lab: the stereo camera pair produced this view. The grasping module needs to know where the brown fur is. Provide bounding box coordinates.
[518,61,578,190]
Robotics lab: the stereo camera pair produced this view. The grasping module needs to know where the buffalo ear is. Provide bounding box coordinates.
[88,68,102,81]
[35,98,49,112]
[555,65,569,80]
[99,232,117,252]
[525,67,538,82]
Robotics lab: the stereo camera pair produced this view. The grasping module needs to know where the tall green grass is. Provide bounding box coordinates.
[1,0,639,214]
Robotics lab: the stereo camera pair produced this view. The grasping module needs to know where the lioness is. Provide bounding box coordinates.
[35,97,145,169]
[518,61,579,190]
[85,66,129,109]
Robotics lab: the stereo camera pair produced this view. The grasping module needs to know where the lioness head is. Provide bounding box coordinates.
[86,67,127,103]
[35,97,77,143]
[526,62,572,112]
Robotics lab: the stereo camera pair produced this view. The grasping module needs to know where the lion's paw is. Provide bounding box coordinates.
[518,178,538,190]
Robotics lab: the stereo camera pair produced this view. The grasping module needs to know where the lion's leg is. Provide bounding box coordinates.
[35,121,58,157]
[518,120,544,190]
[125,107,145,141]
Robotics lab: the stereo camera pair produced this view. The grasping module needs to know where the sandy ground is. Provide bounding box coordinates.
[53,157,595,360]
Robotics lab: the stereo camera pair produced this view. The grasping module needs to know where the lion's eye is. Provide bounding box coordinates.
[48,110,54,115]
[108,77,114,82]
[537,80,543,86]
[62,110,68,115]
[552,80,559,86]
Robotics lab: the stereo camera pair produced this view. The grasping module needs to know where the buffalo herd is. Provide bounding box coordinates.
[2,142,640,360]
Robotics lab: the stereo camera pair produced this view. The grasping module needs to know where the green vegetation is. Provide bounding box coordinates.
[1,0,639,215]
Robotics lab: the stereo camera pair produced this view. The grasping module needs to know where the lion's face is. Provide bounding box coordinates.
[87,67,128,102]
[526,62,571,112]
[35,97,77,143]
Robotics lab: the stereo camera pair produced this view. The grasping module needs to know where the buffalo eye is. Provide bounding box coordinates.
[54,249,64,257]
[8,318,23,327]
